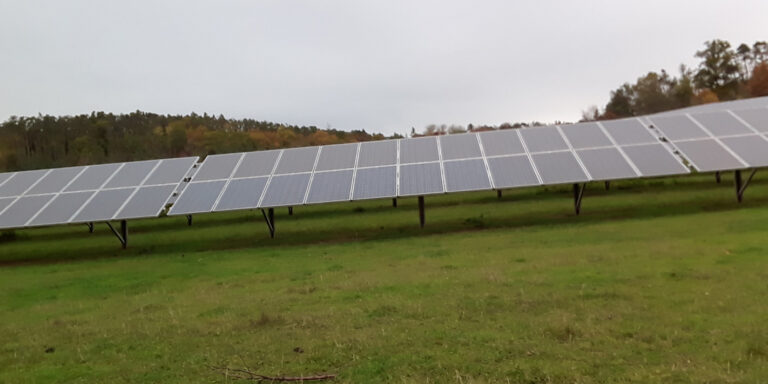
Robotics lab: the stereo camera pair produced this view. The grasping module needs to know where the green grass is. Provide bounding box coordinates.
[1,174,768,383]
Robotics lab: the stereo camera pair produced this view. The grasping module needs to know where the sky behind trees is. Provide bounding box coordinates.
[1,0,768,135]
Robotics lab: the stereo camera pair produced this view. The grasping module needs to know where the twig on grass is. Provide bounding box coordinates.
[210,366,336,382]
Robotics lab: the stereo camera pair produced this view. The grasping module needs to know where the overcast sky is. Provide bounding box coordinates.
[1,0,766,135]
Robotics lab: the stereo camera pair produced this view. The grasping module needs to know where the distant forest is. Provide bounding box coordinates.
[0,113,396,172]
[2,39,766,173]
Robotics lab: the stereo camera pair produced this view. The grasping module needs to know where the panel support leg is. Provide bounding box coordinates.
[186,215,192,226]
[288,206,293,216]
[392,198,397,208]
[573,183,586,215]
[716,171,721,184]
[86,222,94,233]
[261,208,275,238]
[604,181,610,191]
[418,196,425,228]
[497,190,502,199]
[105,220,127,249]
[735,169,757,203]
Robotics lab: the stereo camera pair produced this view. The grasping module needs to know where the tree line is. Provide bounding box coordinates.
[0,112,397,172]
[584,39,768,120]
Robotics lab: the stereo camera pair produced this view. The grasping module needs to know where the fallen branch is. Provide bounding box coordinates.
[211,366,336,382]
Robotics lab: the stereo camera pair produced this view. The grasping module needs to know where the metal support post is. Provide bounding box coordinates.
[716,171,721,184]
[573,183,586,215]
[497,190,502,199]
[288,206,293,216]
[604,181,610,191]
[86,222,94,233]
[735,169,757,203]
[418,196,425,228]
[186,215,192,226]
[105,220,128,249]
[392,198,397,208]
[261,208,275,238]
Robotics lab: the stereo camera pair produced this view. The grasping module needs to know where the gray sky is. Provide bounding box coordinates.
[1,0,766,136]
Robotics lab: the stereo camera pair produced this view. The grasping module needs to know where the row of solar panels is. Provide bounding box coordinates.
[0,158,198,229]
[167,117,692,215]
[0,98,766,231]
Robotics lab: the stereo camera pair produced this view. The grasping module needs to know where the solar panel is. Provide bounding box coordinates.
[600,119,657,145]
[71,188,135,223]
[274,147,318,174]
[28,191,93,227]
[260,173,312,207]
[27,166,85,195]
[648,115,708,141]
[560,123,612,149]
[169,180,227,215]
[143,157,198,185]
[443,159,491,192]
[194,153,242,181]
[621,144,688,177]
[114,184,178,220]
[0,197,14,214]
[439,134,482,160]
[520,126,569,153]
[487,155,540,188]
[576,148,638,180]
[306,170,354,203]
[64,164,121,192]
[0,170,48,197]
[314,143,358,171]
[478,129,526,156]
[232,151,280,178]
[0,195,54,229]
[104,160,158,188]
[689,111,753,136]
[719,135,768,167]
[0,173,14,188]
[400,136,439,164]
[352,166,396,200]
[531,151,589,184]
[673,140,745,172]
[733,108,768,132]
[213,177,268,212]
[357,140,397,167]
[399,162,444,196]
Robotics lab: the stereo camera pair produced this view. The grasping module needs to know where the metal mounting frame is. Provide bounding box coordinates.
[418,196,425,228]
[573,183,586,215]
[261,208,275,238]
[735,169,757,203]
[105,220,128,249]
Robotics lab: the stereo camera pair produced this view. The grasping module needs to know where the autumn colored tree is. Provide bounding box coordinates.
[748,62,768,97]
[693,40,740,100]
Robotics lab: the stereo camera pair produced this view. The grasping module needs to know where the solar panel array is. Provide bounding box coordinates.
[0,157,198,229]
[648,108,768,172]
[168,118,689,216]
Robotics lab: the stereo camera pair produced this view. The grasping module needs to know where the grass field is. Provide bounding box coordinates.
[1,173,768,383]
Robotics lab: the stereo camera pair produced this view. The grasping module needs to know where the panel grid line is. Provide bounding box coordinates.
[256,150,285,208]
[0,169,53,220]
[302,146,324,204]
[66,163,126,223]
[435,136,447,193]
[111,159,165,220]
[211,153,246,211]
[516,129,543,184]
[636,118,691,170]
[0,173,16,189]
[348,143,362,201]
[726,110,768,145]
[24,166,91,226]
[555,125,592,181]
[473,132,496,189]
[395,139,401,196]
[685,113,749,168]
[595,122,642,177]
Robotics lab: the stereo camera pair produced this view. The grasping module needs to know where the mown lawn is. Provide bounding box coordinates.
[1,174,767,383]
